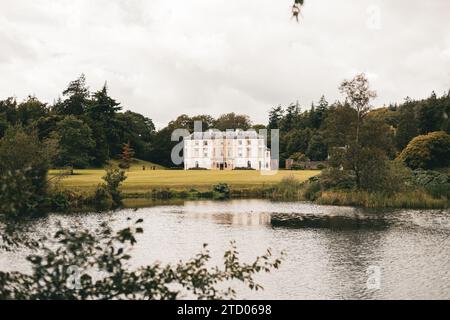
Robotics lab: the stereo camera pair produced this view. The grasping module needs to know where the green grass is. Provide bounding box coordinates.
[50,169,320,194]
[315,190,448,209]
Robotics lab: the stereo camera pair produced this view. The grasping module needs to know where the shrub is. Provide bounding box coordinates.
[0,126,57,218]
[92,186,114,211]
[0,220,284,299]
[319,168,356,190]
[101,167,127,207]
[212,183,230,199]
[398,131,450,170]
[316,163,326,170]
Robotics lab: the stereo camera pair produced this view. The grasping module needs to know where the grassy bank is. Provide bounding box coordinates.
[50,167,448,210]
[314,190,448,209]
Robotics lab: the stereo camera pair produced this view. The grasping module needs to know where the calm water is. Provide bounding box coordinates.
[1,199,450,299]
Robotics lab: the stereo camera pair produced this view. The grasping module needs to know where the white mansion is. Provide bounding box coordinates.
[184,129,272,170]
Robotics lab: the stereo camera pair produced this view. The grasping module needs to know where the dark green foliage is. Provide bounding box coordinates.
[0,220,284,300]
[214,113,252,131]
[306,134,327,161]
[52,116,95,168]
[0,126,57,217]
[53,74,89,116]
[411,169,450,198]
[92,186,114,211]
[212,183,230,199]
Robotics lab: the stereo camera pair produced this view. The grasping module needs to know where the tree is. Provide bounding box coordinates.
[0,220,283,300]
[54,74,90,116]
[53,116,95,168]
[395,99,419,150]
[119,142,135,169]
[86,84,123,163]
[214,113,252,131]
[398,131,450,170]
[115,111,155,160]
[101,167,127,207]
[339,73,377,145]
[323,75,395,191]
[0,126,57,217]
[268,105,284,130]
[337,73,377,189]
[306,134,327,161]
[16,96,48,126]
[309,95,328,129]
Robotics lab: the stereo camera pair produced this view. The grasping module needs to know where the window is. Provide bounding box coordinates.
[238,140,243,145]
[195,141,199,146]
[195,161,199,168]
[247,139,251,145]
[203,141,208,146]
[247,161,251,168]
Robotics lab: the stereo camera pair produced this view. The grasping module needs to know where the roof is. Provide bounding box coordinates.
[185,129,266,140]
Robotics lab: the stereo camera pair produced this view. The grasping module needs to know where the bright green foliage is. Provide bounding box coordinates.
[398,131,450,169]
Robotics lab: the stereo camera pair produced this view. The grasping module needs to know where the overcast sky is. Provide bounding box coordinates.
[1,0,449,128]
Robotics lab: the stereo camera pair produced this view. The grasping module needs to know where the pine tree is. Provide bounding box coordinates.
[119,142,135,169]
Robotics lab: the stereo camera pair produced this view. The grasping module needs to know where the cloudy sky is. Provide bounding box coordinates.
[1,0,449,128]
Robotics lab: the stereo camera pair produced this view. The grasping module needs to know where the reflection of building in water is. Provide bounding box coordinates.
[187,212,271,226]
[184,129,272,170]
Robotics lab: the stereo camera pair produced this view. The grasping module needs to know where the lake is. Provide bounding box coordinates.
[1,199,449,299]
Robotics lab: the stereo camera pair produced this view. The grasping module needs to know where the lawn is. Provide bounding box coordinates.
[51,168,320,193]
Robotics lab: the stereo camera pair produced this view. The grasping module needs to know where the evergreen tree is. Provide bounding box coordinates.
[54,74,90,116]
[119,142,135,169]
[268,105,284,130]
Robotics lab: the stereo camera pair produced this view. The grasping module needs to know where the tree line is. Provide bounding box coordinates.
[0,74,449,172]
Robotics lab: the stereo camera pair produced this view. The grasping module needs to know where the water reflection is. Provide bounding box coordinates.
[1,199,449,299]
[271,213,390,230]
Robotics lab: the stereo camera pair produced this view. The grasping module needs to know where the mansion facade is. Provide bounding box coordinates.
[184,129,272,170]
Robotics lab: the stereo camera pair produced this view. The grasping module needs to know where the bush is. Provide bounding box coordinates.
[101,167,127,207]
[303,181,321,201]
[411,169,450,198]
[0,220,284,299]
[212,183,230,199]
[318,168,356,190]
[92,186,114,211]
[233,167,256,170]
[398,131,450,170]
[0,126,57,218]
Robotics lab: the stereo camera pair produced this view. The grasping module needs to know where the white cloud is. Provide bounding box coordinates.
[0,0,449,128]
